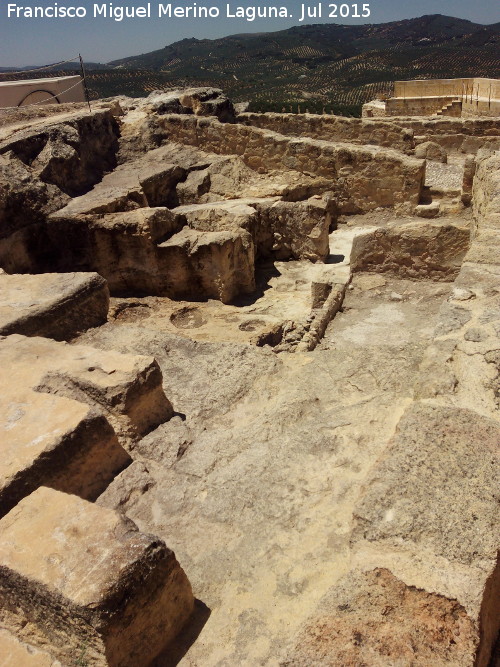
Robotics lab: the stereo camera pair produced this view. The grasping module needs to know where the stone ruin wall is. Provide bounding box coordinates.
[472,150,500,236]
[237,112,414,152]
[153,114,425,213]
[462,98,500,118]
[366,116,500,154]
[385,95,461,117]
[394,77,500,101]
[393,78,466,98]
[379,116,500,136]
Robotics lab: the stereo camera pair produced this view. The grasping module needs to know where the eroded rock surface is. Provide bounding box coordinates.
[0,110,120,273]
[282,568,478,667]
[142,87,235,122]
[350,218,470,280]
[0,110,120,196]
[415,140,448,163]
[0,152,69,272]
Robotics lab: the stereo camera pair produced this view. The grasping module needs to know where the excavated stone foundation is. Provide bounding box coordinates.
[0,88,498,666]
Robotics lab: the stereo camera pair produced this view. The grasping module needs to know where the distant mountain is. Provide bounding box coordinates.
[103,15,500,114]
[2,15,499,115]
[109,15,497,69]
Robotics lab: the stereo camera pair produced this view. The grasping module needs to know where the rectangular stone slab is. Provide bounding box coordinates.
[0,390,130,517]
[0,334,173,443]
[0,487,194,667]
[0,272,109,341]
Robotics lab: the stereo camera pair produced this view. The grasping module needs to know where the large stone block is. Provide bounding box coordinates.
[0,334,173,444]
[0,487,194,666]
[157,226,256,303]
[173,195,332,262]
[0,272,109,340]
[39,207,181,295]
[465,230,500,266]
[173,200,259,234]
[350,220,470,280]
[414,140,447,163]
[0,389,126,518]
[0,112,119,275]
[48,204,257,302]
[0,334,175,515]
[257,197,332,262]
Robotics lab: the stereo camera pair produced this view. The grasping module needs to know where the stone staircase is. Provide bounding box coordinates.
[437,98,462,117]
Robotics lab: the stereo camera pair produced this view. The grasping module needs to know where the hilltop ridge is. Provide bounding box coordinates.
[99,14,500,113]
[1,15,499,114]
[109,14,499,69]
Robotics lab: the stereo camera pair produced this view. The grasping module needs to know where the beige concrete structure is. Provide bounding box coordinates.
[0,75,85,109]
[363,77,500,118]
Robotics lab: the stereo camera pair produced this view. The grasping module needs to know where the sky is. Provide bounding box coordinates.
[0,0,499,67]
